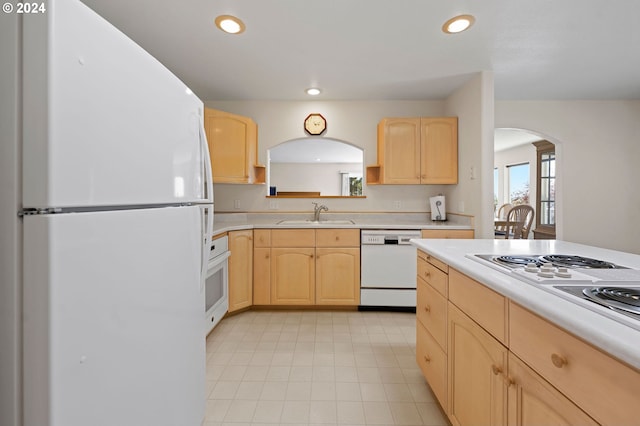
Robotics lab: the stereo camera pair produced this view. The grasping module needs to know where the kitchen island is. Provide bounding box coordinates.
[411,238,639,426]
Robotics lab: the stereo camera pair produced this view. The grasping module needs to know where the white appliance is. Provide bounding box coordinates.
[429,195,446,221]
[15,1,213,425]
[206,235,231,334]
[360,230,421,309]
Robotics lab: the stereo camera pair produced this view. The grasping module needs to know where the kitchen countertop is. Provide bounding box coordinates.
[410,238,640,370]
[212,212,474,235]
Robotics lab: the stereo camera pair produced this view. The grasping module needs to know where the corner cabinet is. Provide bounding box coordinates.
[367,117,458,185]
[416,250,639,426]
[203,108,265,184]
[228,230,253,312]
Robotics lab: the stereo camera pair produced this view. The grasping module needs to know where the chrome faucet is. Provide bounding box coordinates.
[312,202,329,222]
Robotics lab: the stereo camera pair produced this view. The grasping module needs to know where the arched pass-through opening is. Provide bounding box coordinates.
[268,137,364,197]
[494,128,562,239]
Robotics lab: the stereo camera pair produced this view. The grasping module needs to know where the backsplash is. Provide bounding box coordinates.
[213,182,454,213]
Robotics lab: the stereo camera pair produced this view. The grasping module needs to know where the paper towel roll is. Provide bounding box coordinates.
[430,195,446,221]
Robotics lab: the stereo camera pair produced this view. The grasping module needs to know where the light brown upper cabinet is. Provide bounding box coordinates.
[203,108,265,184]
[367,117,458,185]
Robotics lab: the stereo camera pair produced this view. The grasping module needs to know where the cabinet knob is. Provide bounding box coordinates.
[551,353,567,368]
[506,377,516,387]
[424,305,431,313]
[491,365,502,376]
[424,271,430,278]
[424,355,431,363]
[335,236,340,241]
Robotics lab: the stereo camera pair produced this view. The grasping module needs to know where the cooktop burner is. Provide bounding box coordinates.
[541,255,619,269]
[583,287,640,315]
[482,254,626,270]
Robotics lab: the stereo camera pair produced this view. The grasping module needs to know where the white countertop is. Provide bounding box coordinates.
[410,239,640,370]
[212,212,474,234]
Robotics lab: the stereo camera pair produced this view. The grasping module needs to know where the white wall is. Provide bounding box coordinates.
[495,100,640,254]
[444,72,495,238]
[205,100,451,212]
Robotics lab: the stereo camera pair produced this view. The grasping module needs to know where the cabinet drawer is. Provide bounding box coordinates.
[416,320,447,410]
[421,229,474,239]
[271,229,315,247]
[316,229,359,247]
[449,268,507,344]
[509,302,640,426]
[417,256,448,297]
[253,229,271,247]
[417,278,447,351]
[417,250,448,274]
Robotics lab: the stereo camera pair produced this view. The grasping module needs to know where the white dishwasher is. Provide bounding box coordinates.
[360,229,421,310]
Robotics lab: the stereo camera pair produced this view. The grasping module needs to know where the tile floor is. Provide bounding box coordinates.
[204,310,448,426]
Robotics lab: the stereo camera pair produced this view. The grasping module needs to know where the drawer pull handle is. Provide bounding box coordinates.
[424,355,431,363]
[551,353,567,368]
[424,305,431,313]
[491,365,502,376]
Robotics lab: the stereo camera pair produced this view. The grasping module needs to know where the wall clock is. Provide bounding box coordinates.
[304,113,327,135]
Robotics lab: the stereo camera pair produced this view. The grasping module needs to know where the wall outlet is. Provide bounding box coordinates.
[458,200,465,212]
[393,200,401,210]
[233,199,240,209]
[470,166,476,180]
[269,199,278,210]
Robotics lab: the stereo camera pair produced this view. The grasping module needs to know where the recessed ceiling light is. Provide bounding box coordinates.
[215,15,245,34]
[442,14,475,34]
[306,88,322,96]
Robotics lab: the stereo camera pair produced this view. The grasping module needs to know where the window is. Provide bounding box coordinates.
[534,141,556,238]
[507,163,530,205]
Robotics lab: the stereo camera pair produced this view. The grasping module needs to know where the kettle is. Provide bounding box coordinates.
[430,195,446,221]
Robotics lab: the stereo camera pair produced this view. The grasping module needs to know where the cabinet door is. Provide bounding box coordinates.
[253,247,270,305]
[448,302,508,426]
[271,248,315,305]
[420,117,458,184]
[378,118,421,184]
[316,248,360,305]
[228,230,253,312]
[507,353,598,426]
[204,108,257,183]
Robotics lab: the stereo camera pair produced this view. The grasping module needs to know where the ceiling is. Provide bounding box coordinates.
[80,0,640,102]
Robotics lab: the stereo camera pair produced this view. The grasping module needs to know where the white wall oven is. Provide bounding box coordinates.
[206,235,230,335]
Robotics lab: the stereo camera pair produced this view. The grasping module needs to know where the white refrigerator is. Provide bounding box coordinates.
[17,1,212,424]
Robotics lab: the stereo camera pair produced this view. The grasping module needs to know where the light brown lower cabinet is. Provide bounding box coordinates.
[228,230,253,312]
[315,248,360,305]
[447,302,508,426]
[252,247,270,305]
[416,251,639,426]
[507,353,598,426]
[271,247,315,305]
[252,229,360,306]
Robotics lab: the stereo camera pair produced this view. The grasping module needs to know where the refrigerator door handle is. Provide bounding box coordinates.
[199,205,214,293]
[199,118,214,203]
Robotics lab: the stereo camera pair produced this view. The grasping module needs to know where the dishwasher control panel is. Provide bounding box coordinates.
[361,230,421,245]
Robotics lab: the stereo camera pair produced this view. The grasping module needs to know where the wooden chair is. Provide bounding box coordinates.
[502,205,535,239]
[494,203,513,236]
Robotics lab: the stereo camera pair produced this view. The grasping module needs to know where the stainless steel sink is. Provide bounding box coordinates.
[277,219,355,225]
